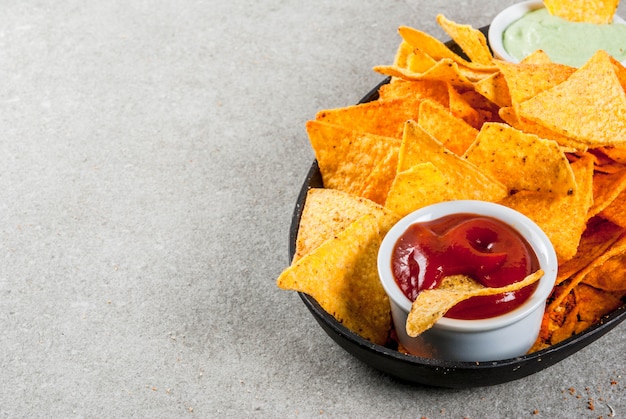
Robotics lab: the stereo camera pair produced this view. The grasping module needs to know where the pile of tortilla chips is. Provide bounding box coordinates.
[277,9,626,354]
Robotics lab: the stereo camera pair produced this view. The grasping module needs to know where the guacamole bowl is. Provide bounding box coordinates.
[488,0,626,67]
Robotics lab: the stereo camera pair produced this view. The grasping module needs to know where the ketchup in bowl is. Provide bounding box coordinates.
[391,213,539,320]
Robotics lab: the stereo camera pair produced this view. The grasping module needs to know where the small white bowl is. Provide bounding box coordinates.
[488,0,626,65]
[377,200,558,362]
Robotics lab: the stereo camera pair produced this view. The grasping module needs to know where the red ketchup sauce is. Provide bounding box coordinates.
[391,213,539,320]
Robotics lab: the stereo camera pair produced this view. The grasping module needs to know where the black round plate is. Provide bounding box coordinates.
[288,27,626,388]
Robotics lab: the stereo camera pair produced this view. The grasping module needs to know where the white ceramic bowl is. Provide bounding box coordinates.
[488,0,626,65]
[377,200,558,362]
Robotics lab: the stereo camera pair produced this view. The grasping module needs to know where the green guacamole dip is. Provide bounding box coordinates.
[503,8,626,67]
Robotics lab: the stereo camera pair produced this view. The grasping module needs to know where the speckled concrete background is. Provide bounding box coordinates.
[2,1,626,417]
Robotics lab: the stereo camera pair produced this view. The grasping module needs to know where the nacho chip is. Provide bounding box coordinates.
[315,96,423,139]
[544,0,619,23]
[590,169,626,218]
[436,14,493,66]
[473,71,512,108]
[407,48,438,73]
[498,106,589,151]
[374,58,477,88]
[406,270,543,337]
[464,122,576,195]
[386,122,507,214]
[277,215,391,345]
[306,120,400,204]
[549,233,626,310]
[517,51,626,147]
[396,25,497,71]
[418,99,478,156]
[498,153,595,262]
[385,163,451,215]
[599,188,626,228]
[556,217,625,284]
[495,60,575,107]
[574,284,626,331]
[598,146,626,164]
[293,188,401,262]
[580,251,626,291]
[447,84,482,128]
[377,79,449,106]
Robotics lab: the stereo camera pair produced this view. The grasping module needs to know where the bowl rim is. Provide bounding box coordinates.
[488,0,626,64]
[377,200,558,332]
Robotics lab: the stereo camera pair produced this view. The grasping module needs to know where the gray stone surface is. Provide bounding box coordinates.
[1,0,626,417]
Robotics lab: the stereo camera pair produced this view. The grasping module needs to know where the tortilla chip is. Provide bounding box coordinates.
[306,120,400,204]
[598,146,626,164]
[406,271,543,337]
[407,48,438,73]
[464,122,576,195]
[580,251,626,291]
[293,188,401,262]
[418,99,479,156]
[498,153,595,262]
[556,217,625,284]
[377,79,450,106]
[473,71,512,108]
[447,84,482,128]
[396,25,497,71]
[544,0,619,23]
[498,106,589,151]
[574,284,626,330]
[436,15,493,66]
[517,51,626,147]
[315,96,423,139]
[277,215,391,345]
[374,58,476,88]
[385,162,452,215]
[549,233,626,310]
[495,60,575,107]
[599,187,626,229]
[590,169,626,218]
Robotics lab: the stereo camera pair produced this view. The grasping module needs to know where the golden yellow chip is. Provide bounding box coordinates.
[589,169,626,218]
[464,122,576,195]
[396,25,496,71]
[495,60,575,107]
[293,188,401,262]
[549,233,626,310]
[473,72,512,108]
[544,0,619,23]
[517,51,626,147]
[498,107,589,151]
[386,122,507,214]
[447,84,482,128]
[374,58,476,88]
[556,217,625,284]
[377,79,450,106]
[418,99,478,156]
[384,163,451,216]
[306,120,400,204]
[581,251,626,291]
[315,96,423,139]
[436,14,493,66]
[599,187,626,229]
[392,40,414,69]
[499,153,595,262]
[598,146,626,164]
[406,271,544,337]
[574,284,626,331]
[407,48,438,73]
[277,214,391,345]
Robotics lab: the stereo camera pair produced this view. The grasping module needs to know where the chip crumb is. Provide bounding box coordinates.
[588,398,595,410]
[533,409,539,415]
